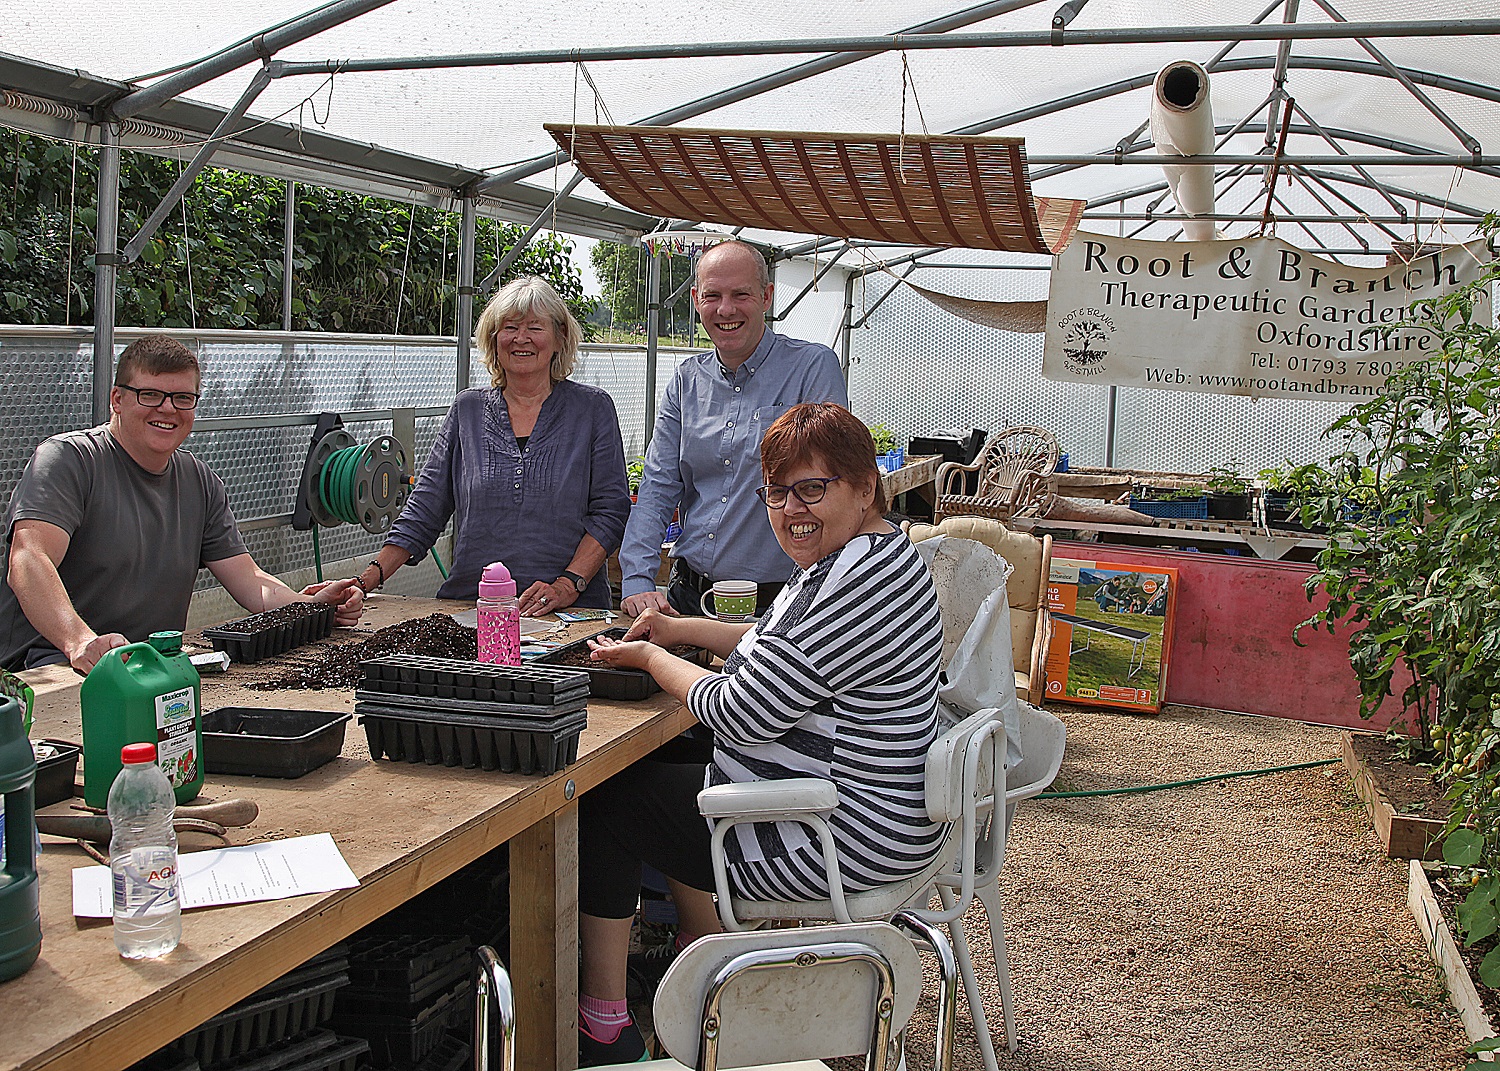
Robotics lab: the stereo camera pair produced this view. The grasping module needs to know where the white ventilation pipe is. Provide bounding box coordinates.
[1149,60,1216,241]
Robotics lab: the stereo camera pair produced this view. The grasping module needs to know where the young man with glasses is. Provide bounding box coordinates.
[618,241,848,620]
[0,334,363,673]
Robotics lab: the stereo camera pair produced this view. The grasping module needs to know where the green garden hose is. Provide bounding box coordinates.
[1036,757,1340,799]
[318,443,375,527]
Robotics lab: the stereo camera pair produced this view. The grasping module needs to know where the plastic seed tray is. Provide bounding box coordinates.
[357,702,584,775]
[343,934,470,1011]
[170,945,349,1066]
[533,628,712,701]
[359,656,588,706]
[34,738,81,808]
[411,1033,471,1071]
[202,708,351,779]
[202,603,336,664]
[330,977,466,1069]
[216,1031,368,1071]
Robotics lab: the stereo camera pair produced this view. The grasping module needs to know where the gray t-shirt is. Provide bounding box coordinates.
[0,425,247,670]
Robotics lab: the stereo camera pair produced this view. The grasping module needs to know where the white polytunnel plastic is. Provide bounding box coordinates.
[3,0,1498,252]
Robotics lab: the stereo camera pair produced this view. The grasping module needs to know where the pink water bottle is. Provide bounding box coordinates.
[477,561,521,666]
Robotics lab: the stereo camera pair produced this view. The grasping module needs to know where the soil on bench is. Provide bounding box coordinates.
[246,613,477,690]
[546,642,701,668]
[216,601,329,633]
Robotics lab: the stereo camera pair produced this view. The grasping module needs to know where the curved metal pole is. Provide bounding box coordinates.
[464,0,1088,193]
[472,945,515,1071]
[112,0,397,120]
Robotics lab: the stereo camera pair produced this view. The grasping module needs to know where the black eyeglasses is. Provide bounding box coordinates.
[755,476,840,508]
[118,384,200,411]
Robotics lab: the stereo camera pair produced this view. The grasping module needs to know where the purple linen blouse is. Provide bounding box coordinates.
[385,379,631,606]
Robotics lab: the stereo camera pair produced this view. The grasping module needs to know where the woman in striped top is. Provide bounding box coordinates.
[574,403,945,1065]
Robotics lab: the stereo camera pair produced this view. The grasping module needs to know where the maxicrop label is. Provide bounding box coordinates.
[155,686,198,789]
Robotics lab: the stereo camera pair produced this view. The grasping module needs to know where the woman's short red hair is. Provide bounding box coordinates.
[760,403,887,515]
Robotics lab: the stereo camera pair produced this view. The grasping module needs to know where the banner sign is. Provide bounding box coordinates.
[1043,232,1490,400]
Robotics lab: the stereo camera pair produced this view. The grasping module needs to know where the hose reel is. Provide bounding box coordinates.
[294,414,411,536]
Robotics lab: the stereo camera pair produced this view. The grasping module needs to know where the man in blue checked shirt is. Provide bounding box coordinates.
[619,240,848,620]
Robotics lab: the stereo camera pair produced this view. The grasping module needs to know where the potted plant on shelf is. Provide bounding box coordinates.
[627,456,646,502]
[1258,461,1330,532]
[867,422,903,472]
[1205,464,1253,521]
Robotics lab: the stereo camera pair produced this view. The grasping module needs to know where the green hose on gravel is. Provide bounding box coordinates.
[1036,757,1340,799]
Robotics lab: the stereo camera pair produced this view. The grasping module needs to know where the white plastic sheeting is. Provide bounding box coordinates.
[3,0,1497,261]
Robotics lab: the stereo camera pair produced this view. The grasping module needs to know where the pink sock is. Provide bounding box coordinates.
[579,994,630,1043]
[674,931,697,953]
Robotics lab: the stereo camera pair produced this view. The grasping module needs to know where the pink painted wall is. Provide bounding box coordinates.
[1052,541,1406,731]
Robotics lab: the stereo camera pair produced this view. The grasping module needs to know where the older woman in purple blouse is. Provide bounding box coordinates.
[355,277,631,614]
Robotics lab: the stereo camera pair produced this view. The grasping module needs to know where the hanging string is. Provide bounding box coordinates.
[438,195,450,336]
[64,143,77,325]
[897,48,932,184]
[393,193,417,335]
[178,150,198,329]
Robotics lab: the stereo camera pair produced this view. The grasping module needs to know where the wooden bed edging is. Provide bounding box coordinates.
[1341,730,1444,860]
[1408,859,1498,1057]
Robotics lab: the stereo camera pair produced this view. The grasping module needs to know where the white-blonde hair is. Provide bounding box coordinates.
[475,276,581,388]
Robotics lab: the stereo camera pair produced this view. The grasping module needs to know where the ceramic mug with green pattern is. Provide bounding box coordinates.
[700,579,758,621]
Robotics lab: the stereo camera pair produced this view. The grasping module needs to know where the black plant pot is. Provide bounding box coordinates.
[1263,493,1325,533]
[1207,491,1252,521]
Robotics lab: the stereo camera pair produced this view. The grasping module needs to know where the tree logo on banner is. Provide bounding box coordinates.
[1057,307,1115,375]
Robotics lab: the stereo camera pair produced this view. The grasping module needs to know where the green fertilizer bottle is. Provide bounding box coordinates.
[0,694,41,982]
[81,632,203,808]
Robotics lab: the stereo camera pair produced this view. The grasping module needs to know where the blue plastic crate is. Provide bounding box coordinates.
[1129,494,1209,519]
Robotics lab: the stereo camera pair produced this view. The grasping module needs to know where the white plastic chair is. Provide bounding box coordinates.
[699,705,1024,1071]
[473,917,957,1071]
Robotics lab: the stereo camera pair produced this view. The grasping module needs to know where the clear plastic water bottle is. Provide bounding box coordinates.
[476,561,521,666]
[108,743,181,959]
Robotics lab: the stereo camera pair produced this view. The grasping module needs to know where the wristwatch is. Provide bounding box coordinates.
[556,570,587,595]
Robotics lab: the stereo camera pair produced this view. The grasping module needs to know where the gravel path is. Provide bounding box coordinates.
[887,703,1469,1071]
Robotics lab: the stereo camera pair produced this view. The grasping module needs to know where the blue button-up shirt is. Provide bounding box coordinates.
[619,328,848,597]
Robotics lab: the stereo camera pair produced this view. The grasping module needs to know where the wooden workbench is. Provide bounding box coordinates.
[3,596,693,1071]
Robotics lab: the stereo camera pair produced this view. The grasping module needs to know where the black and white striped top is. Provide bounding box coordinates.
[688,527,947,901]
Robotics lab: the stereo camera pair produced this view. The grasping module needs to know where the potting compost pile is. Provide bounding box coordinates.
[243,614,478,691]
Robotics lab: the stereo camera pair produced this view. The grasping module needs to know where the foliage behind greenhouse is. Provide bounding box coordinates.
[0,131,594,335]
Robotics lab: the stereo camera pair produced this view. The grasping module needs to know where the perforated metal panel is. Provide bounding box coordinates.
[0,330,695,596]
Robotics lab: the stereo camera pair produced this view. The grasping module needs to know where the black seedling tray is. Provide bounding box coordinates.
[218,1030,368,1071]
[352,689,585,720]
[357,703,584,775]
[359,656,588,706]
[171,969,349,1066]
[331,978,465,1069]
[344,934,469,1009]
[411,1033,470,1071]
[202,708,350,778]
[34,738,80,807]
[533,627,712,701]
[203,603,336,664]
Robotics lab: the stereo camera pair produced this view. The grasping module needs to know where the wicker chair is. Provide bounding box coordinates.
[935,426,1060,523]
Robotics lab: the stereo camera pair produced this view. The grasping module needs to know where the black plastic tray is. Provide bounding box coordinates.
[218,1030,368,1071]
[202,603,336,664]
[331,977,466,1069]
[352,688,585,720]
[344,934,469,1009]
[411,1033,471,1071]
[202,708,350,778]
[357,703,584,775]
[533,627,711,700]
[34,738,80,807]
[359,656,588,706]
[171,946,349,1065]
